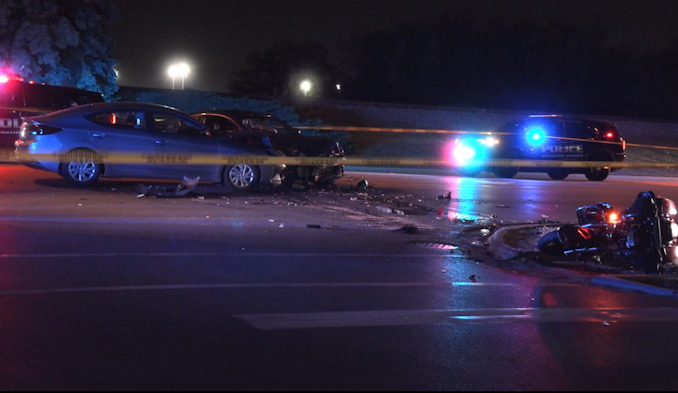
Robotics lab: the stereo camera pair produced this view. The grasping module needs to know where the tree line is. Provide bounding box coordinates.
[229,9,678,120]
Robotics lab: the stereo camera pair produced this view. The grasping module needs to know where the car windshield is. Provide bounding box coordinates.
[242,116,299,136]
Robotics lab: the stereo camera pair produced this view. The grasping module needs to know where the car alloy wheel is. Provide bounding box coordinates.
[225,164,260,190]
[58,149,102,187]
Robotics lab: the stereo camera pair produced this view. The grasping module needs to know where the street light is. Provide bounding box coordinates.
[299,79,312,96]
[168,62,190,90]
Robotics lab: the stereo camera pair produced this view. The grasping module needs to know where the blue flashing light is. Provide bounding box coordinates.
[525,126,546,146]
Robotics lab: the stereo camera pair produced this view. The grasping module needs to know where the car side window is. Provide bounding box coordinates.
[151,111,208,136]
[205,116,239,136]
[87,110,146,129]
[564,122,592,139]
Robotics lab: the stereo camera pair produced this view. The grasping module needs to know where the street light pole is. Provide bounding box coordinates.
[168,62,190,90]
[300,79,312,96]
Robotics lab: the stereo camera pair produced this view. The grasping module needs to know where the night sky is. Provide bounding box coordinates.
[107,0,678,93]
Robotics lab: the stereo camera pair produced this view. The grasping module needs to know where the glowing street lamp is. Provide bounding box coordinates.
[299,79,312,96]
[168,62,190,90]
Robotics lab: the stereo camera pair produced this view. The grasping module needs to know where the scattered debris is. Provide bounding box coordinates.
[376,206,393,214]
[437,191,452,200]
[307,224,321,229]
[137,176,200,198]
[356,178,368,190]
[480,228,491,236]
[469,274,478,282]
[495,204,511,208]
[396,224,419,234]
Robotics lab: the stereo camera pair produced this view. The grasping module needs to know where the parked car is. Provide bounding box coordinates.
[14,101,286,190]
[190,109,345,187]
[0,73,104,150]
[451,114,626,181]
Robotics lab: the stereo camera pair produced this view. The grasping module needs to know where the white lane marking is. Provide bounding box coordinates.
[235,307,678,330]
[0,281,574,296]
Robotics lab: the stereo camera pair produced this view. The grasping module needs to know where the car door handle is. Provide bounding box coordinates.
[91,133,106,138]
[155,140,166,145]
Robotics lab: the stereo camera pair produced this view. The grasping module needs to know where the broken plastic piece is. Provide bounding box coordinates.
[136,176,200,198]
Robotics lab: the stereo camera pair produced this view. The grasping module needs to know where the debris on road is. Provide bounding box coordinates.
[137,176,200,198]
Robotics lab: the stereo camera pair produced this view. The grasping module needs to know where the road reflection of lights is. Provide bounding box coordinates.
[435,176,482,221]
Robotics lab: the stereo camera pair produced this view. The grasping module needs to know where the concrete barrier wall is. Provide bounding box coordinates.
[297,101,678,146]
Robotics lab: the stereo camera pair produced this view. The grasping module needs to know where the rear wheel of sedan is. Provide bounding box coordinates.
[224,164,261,191]
[58,149,103,187]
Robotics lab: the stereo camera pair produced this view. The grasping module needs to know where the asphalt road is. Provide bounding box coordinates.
[3,164,678,390]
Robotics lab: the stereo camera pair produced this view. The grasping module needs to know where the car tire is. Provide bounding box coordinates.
[58,149,103,187]
[224,164,261,191]
[546,169,569,180]
[584,152,611,181]
[457,168,482,177]
[492,166,518,178]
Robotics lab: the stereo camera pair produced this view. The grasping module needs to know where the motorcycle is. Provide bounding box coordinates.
[537,190,678,274]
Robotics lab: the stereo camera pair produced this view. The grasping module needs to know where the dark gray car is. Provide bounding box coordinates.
[191,109,345,188]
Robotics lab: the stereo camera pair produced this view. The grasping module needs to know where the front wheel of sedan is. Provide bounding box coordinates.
[58,149,103,187]
[224,164,261,191]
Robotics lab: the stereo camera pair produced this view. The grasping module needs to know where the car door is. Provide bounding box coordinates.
[525,118,569,159]
[84,108,159,178]
[149,109,222,181]
[560,120,589,159]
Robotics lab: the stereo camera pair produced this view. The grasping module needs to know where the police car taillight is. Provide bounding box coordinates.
[604,129,618,139]
[0,75,9,83]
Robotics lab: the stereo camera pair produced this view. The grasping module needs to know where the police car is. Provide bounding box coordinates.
[451,114,626,181]
[0,73,104,152]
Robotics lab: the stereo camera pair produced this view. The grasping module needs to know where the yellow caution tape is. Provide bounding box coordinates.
[4,149,678,169]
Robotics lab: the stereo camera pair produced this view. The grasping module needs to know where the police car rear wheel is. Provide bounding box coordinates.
[584,152,611,181]
[492,167,518,178]
[457,168,481,177]
[547,169,569,180]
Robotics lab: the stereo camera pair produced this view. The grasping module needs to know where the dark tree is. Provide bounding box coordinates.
[0,0,119,100]
[228,40,342,98]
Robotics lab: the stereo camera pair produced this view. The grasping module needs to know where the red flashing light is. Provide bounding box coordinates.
[0,72,24,83]
[605,131,615,139]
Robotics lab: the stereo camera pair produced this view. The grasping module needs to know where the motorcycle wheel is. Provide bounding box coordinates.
[643,249,664,274]
[537,230,565,255]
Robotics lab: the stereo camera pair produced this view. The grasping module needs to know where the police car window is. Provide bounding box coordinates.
[23,84,54,109]
[0,87,16,106]
[564,122,591,139]
[550,120,566,137]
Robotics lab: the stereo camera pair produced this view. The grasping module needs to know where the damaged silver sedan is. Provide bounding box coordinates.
[14,102,286,191]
